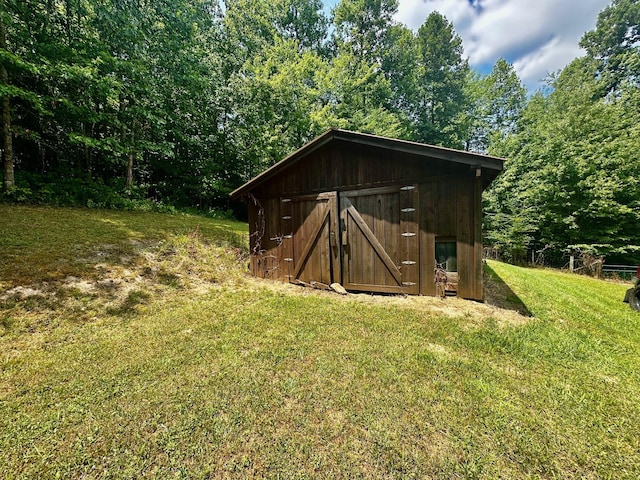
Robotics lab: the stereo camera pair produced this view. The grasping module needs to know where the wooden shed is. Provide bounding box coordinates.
[230,129,503,300]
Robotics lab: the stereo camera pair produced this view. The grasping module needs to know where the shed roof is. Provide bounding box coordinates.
[230,128,504,199]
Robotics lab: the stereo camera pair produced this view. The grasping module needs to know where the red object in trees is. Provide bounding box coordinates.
[636,265,640,278]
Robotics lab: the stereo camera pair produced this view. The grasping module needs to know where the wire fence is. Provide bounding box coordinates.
[601,265,639,280]
[483,247,638,280]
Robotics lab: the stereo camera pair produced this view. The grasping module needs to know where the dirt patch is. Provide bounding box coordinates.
[244,277,531,328]
[1,236,247,333]
[0,286,46,300]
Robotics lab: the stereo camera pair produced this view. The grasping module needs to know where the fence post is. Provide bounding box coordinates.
[569,255,574,273]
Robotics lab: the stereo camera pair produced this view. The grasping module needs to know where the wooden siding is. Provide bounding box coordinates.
[251,141,472,199]
[289,193,339,286]
[416,177,481,299]
[244,139,490,301]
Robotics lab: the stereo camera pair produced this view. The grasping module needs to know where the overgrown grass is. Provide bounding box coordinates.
[0,205,246,287]
[1,206,639,478]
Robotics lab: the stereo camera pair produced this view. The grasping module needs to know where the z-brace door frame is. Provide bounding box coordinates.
[280,192,340,287]
[339,185,419,294]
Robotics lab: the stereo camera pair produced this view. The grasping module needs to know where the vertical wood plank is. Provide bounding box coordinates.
[361,195,374,286]
[247,200,258,277]
[435,180,456,237]
[347,198,362,283]
[320,207,330,285]
[473,173,484,300]
[301,199,312,281]
[308,199,318,282]
[420,182,436,296]
[308,200,316,282]
[456,178,472,299]
[315,200,323,282]
[263,198,280,280]
[329,193,340,285]
[374,194,385,286]
[400,185,419,294]
[290,199,301,281]
[387,192,400,286]
[352,196,363,285]
[340,193,349,286]
[280,197,293,282]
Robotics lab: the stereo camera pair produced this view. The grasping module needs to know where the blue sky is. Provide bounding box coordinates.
[324,0,611,92]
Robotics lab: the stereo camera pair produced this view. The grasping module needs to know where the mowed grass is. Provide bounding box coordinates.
[1,206,640,478]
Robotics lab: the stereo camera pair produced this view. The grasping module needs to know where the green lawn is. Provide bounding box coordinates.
[1,206,639,478]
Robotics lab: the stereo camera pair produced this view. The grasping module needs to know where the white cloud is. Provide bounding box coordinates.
[512,37,583,88]
[395,0,611,91]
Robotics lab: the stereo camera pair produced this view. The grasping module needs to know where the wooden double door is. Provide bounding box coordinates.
[281,185,419,294]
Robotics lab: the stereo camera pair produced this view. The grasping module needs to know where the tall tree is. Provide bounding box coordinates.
[484,59,527,142]
[1,0,50,191]
[580,0,640,94]
[314,49,404,137]
[412,12,469,147]
[332,0,398,63]
[274,0,328,52]
[462,59,526,153]
[326,0,405,136]
[381,23,417,130]
[486,55,640,263]
[0,7,13,191]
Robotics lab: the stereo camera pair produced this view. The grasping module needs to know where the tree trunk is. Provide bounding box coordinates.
[1,15,14,192]
[126,125,134,190]
[125,152,134,190]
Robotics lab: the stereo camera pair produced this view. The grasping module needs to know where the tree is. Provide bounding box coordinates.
[313,48,405,137]
[462,59,526,153]
[381,23,417,130]
[307,0,405,137]
[332,0,398,63]
[580,0,640,94]
[220,0,331,185]
[235,39,329,173]
[0,0,50,192]
[274,0,328,52]
[485,1,640,263]
[484,59,527,142]
[486,56,640,263]
[412,12,469,148]
[1,8,13,191]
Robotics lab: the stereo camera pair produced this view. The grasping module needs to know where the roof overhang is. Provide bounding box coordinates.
[230,128,504,199]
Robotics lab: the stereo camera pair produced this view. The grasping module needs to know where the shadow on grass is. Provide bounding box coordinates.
[484,263,532,317]
[106,289,152,317]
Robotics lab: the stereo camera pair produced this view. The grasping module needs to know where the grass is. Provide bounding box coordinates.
[0,205,246,288]
[1,205,640,478]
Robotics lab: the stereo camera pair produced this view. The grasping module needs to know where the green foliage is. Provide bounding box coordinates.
[580,0,640,93]
[485,1,640,264]
[411,12,469,148]
[463,59,526,152]
[332,0,399,61]
[1,171,178,213]
[1,0,506,208]
[486,56,640,263]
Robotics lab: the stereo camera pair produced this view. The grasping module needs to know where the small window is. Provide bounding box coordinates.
[436,239,457,272]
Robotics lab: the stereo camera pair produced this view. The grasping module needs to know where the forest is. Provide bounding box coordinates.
[1,0,639,264]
